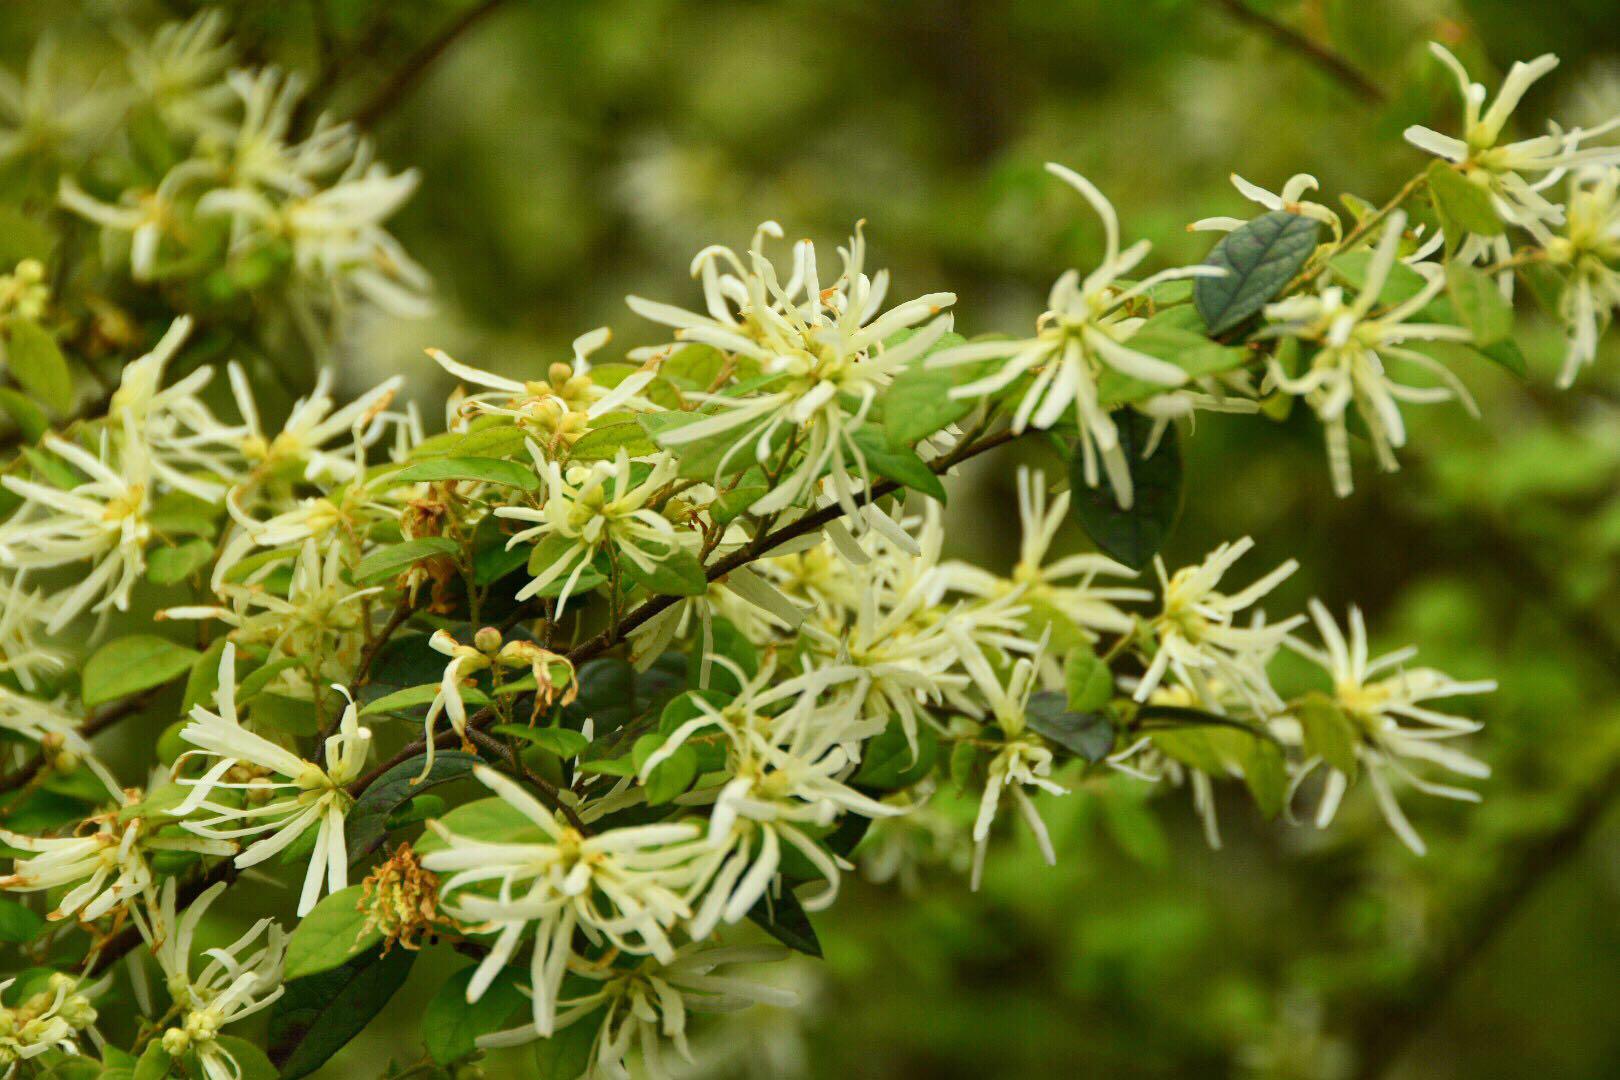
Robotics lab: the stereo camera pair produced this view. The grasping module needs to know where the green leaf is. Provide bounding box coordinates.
[212,1037,278,1080]
[413,794,547,855]
[1068,410,1182,571]
[268,947,415,1080]
[1025,690,1115,762]
[569,420,658,462]
[622,546,708,597]
[410,423,528,461]
[853,718,939,789]
[747,887,821,957]
[1243,737,1288,819]
[353,537,459,585]
[1096,323,1247,406]
[250,693,319,736]
[524,534,607,596]
[183,639,228,715]
[0,896,44,943]
[344,750,482,866]
[1427,160,1504,239]
[6,319,73,413]
[1064,648,1114,712]
[532,1010,602,1079]
[284,885,382,981]
[1444,262,1513,347]
[849,427,946,502]
[83,636,201,707]
[360,683,489,718]
[1294,692,1361,778]
[146,538,214,586]
[424,967,527,1065]
[133,1043,172,1080]
[491,724,588,757]
[0,387,47,443]
[383,456,540,492]
[1195,211,1320,334]
[632,733,699,805]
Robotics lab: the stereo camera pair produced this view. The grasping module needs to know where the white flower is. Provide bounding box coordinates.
[171,643,371,915]
[671,684,906,938]
[943,466,1149,648]
[198,155,432,319]
[230,365,403,484]
[1136,538,1303,712]
[0,417,155,632]
[1285,601,1493,855]
[628,221,954,520]
[0,576,65,691]
[162,538,380,687]
[134,878,287,1080]
[429,327,654,443]
[0,971,104,1069]
[496,445,683,614]
[0,38,118,162]
[1405,43,1620,229]
[928,164,1224,508]
[0,802,226,923]
[419,765,705,1037]
[1190,173,1341,235]
[479,944,799,1080]
[1544,166,1620,386]
[1263,212,1478,496]
[958,651,1068,890]
[108,316,240,502]
[120,10,236,135]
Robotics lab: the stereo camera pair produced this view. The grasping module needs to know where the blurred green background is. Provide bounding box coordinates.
[13,0,1620,1076]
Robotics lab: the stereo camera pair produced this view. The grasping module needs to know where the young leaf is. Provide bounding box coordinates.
[146,539,214,585]
[849,427,947,502]
[0,387,47,443]
[532,1011,603,1079]
[1195,212,1320,334]
[1294,692,1361,778]
[424,967,527,1065]
[0,896,44,943]
[1445,262,1514,347]
[83,636,201,707]
[352,537,459,585]
[383,456,541,492]
[1427,160,1504,239]
[1064,648,1114,712]
[492,724,589,757]
[268,947,415,1079]
[6,319,73,413]
[622,546,709,597]
[1068,410,1182,571]
[569,420,658,462]
[853,719,939,789]
[284,885,383,980]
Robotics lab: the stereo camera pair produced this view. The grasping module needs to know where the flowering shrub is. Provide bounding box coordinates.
[0,10,1611,1079]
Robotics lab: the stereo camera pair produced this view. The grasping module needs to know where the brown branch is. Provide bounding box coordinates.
[1209,0,1386,104]
[353,0,514,128]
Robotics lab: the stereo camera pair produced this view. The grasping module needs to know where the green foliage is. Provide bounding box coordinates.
[82,635,200,706]
[1067,411,1182,569]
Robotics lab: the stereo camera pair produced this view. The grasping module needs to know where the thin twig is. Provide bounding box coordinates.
[0,687,164,797]
[1209,0,1386,104]
[353,0,514,128]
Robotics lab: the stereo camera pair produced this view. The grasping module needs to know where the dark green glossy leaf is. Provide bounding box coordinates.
[1195,211,1320,334]
[1068,410,1182,570]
